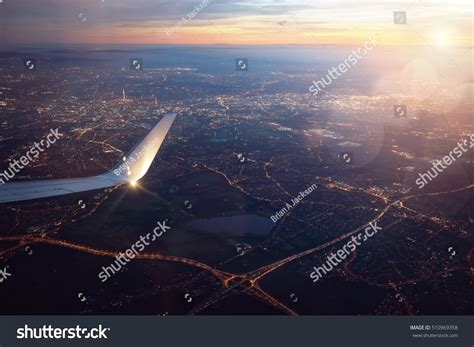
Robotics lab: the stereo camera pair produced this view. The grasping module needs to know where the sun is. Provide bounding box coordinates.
[433,30,453,47]
[130,180,137,187]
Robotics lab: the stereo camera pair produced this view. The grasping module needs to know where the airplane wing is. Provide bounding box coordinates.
[0,113,176,204]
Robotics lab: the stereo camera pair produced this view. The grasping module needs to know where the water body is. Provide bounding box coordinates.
[189,214,274,237]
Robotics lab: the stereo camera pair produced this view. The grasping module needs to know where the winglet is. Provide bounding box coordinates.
[104,113,176,184]
[0,113,176,204]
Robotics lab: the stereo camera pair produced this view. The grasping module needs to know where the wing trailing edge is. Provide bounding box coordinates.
[0,113,176,204]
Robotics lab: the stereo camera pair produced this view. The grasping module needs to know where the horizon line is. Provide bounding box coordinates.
[1,43,472,49]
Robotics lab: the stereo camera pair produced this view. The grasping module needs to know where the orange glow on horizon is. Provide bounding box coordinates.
[4,1,471,47]
[66,26,472,47]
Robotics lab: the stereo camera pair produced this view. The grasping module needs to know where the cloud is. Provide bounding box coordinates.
[0,0,471,45]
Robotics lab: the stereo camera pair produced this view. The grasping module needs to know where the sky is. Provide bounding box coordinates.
[0,0,472,46]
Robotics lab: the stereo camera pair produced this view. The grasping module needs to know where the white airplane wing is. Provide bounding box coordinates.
[0,113,176,204]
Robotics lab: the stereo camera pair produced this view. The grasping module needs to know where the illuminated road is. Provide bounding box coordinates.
[0,235,232,283]
[0,184,472,315]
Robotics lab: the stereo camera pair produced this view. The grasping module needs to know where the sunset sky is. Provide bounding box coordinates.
[0,0,472,46]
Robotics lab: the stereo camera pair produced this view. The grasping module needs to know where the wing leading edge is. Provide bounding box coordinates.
[0,113,176,204]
